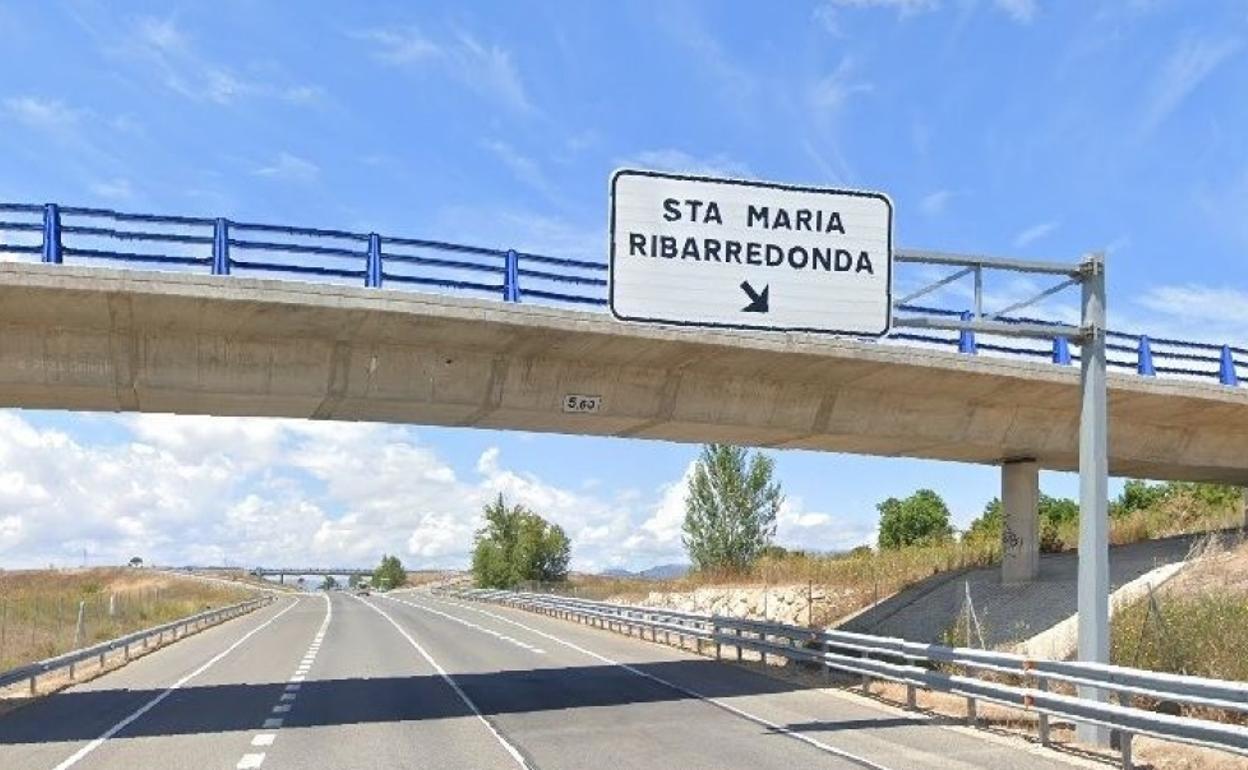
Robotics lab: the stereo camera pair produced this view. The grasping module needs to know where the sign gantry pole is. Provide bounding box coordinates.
[1076,252,1110,747]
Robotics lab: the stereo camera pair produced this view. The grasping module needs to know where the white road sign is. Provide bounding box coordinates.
[609,170,893,336]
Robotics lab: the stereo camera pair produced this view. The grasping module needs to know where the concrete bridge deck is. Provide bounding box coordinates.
[0,262,1245,483]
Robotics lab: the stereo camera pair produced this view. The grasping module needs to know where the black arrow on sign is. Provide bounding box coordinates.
[740,281,769,313]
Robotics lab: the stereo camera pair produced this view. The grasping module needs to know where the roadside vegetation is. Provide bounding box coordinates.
[0,568,253,672]
[558,444,1243,628]
[471,494,571,589]
[1111,534,1248,688]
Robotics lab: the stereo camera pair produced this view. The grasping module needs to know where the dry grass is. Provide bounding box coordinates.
[0,568,254,671]
[1111,535,1248,692]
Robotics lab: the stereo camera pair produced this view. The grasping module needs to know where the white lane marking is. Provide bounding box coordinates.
[272,704,291,714]
[430,596,895,770]
[285,684,301,692]
[263,718,284,729]
[279,693,296,702]
[236,753,265,769]
[354,595,531,769]
[384,596,545,654]
[251,734,276,747]
[50,598,300,770]
[289,675,306,682]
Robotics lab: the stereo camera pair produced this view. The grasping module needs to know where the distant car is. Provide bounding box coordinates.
[354,587,370,596]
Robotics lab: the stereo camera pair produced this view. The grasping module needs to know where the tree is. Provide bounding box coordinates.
[963,493,1078,552]
[373,555,408,590]
[681,444,783,572]
[471,495,571,589]
[877,489,953,549]
[320,575,338,591]
[128,556,143,568]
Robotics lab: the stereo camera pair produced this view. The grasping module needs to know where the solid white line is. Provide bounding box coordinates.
[51,598,300,770]
[429,596,895,770]
[354,595,530,769]
[386,596,545,655]
[236,752,265,769]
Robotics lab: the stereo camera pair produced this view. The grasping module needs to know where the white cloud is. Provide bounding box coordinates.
[3,96,82,130]
[1142,35,1241,134]
[919,189,954,216]
[992,0,1037,23]
[89,177,134,200]
[482,139,557,199]
[1134,284,1248,344]
[1012,220,1059,248]
[618,149,751,179]
[253,152,320,183]
[808,57,874,117]
[360,26,533,113]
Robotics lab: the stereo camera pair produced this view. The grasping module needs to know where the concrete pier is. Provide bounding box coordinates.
[1001,460,1040,584]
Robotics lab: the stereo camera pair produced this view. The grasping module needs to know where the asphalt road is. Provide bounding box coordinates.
[0,591,1087,770]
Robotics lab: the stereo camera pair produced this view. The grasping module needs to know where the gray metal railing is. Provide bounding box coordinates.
[447,588,1248,768]
[0,595,272,694]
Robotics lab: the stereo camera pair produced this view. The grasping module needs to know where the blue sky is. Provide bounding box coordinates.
[0,0,1246,571]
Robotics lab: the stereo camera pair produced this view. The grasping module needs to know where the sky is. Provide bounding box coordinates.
[0,0,1246,572]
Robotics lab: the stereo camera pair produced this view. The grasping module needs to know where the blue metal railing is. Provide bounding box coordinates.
[0,202,1241,388]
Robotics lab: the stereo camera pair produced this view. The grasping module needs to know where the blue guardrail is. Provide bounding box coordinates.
[0,202,1241,388]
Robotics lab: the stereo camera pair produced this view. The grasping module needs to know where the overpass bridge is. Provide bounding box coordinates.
[250,567,374,584]
[1,201,1245,587]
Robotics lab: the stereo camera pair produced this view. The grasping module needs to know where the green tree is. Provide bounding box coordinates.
[1111,479,1169,518]
[877,489,953,549]
[348,574,364,589]
[471,495,571,589]
[320,575,338,591]
[373,554,408,590]
[964,494,1079,552]
[681,444,783,572]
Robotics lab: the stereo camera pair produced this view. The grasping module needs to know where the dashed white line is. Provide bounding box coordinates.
[251,734,276,747]
[263,718,284,729]
[50,598,301,770]
[428,596,895,770]
[354,595,531,769]
[236,752,265,769]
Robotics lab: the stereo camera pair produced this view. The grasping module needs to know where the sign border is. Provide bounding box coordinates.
[608,168,894,336]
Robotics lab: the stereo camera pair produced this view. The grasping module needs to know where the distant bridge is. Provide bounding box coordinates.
[249,567,373,582]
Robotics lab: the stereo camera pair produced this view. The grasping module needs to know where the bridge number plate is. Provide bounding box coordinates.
[562,394,602,414]
[609,169,892,336]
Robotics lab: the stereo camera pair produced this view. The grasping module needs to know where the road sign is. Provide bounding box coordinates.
[609,169,893,336]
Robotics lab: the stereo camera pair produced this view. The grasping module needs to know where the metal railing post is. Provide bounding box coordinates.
[212,218,230,275]
[1220,346,1239,386]
[1053,336,1072,365]
[503,249,520,302]
[41,203,62,264]
[1136,336,1154,376]
[966,697,977,727]
[714,619,721,660]
[1037,676,1050,746]
[958,311,977,354]
[366,233,383,288]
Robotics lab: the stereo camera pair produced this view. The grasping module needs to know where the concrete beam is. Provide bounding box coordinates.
[0,264,1245,483]
[1001,460,1039,584]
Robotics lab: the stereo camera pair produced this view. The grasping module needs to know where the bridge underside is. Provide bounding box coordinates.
[0,263,1245,483]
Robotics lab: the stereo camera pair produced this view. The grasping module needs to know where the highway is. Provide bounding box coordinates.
[0,591,1085,770]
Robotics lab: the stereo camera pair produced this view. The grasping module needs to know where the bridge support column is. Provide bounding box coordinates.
[1001,459,1039,584]
[279,574,285,585]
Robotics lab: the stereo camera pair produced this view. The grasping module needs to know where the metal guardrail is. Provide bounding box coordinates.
[448,588,1248,768]
[0,595,272,694]
[0,202,1242,388]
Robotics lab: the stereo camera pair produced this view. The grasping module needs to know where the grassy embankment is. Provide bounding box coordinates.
[0,568,253,672]
[1111,535,1248,687]
[567,483,1243,627]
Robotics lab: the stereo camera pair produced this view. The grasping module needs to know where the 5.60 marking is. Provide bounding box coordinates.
[562,394,602,414]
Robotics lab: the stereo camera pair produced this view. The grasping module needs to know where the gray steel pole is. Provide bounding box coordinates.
[1076,251,1110,747]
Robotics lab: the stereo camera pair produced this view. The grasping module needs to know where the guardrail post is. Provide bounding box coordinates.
[1120,731,1133,770]
[966,696,977,727]
[958,311,976,354]
[68,661,75,679]
[41,203,62,264]
[1136,336,1154,376]
[28,675,35,695]
[714,619,721,660]
[822,638,830,684]
[906,683,916,710]
[1220,346,1238,386]
[1037,676,1050,746]
[503,249,520,302]
[1052,335,1071,365]
[736,628,743,661]
[366,233,383,288]
[212,218,230,275]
